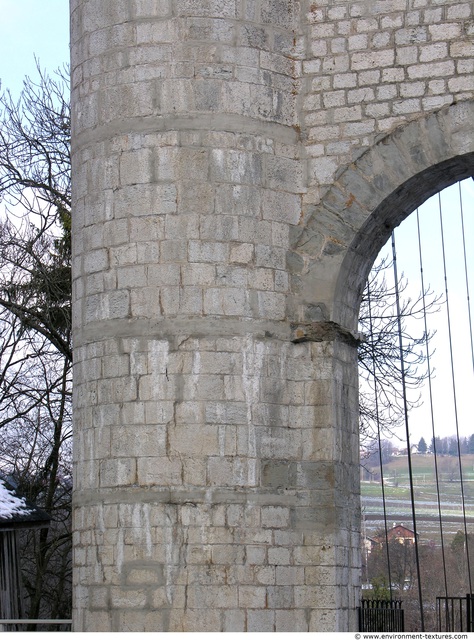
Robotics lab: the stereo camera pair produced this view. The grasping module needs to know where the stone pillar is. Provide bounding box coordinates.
[71,0,360,631]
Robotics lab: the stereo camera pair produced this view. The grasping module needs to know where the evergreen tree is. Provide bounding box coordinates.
[417,437,427,454]
[468,434,474,454]
[448,436,458,456]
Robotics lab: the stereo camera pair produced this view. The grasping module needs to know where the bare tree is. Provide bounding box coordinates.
[358,256,441,447]
[0,63,72,622]
[0,61,71,361]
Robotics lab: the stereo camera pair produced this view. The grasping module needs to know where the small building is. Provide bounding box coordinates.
[374,523,417,546]
[0,477,50,626]
[363,535,380,555]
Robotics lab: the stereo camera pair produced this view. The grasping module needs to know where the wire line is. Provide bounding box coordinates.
[392,230,425,631]
[458,181,474,379]
[438,190,472,594]
[415,207,449,601]
[366,277,393,598]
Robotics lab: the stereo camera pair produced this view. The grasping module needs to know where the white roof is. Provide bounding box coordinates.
[0,478,32,519]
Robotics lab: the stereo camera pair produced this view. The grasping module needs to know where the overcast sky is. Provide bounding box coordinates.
[0,0,69,97]
[372,179,474,444]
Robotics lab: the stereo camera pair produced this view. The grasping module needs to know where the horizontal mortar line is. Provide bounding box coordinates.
[72,113,299,150]
[73,317,294,346]
[73,487,317,508]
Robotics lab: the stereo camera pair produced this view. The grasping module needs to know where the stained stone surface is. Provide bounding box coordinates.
[71,0,474,631]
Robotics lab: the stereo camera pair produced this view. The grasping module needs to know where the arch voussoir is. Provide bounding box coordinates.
[294,100,474,330]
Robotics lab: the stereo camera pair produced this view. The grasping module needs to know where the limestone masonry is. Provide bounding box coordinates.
[70,0,474,631]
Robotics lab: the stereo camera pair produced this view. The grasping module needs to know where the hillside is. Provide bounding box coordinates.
[361,453,474,543]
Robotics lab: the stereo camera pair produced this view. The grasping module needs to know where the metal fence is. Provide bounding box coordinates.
[437,594,474,632]
[359,598,404,632]
[0,619,72,632]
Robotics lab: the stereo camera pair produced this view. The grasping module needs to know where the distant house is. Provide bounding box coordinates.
[374,523,417,546]
[0,477,50,626]
[362,535,380,555]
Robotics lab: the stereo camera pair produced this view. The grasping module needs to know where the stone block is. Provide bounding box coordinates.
[268,546,291,565]
[215,263,248,288]
[206,401,247,424]
[98,458,137,487]
[238,585,267,608]
[254,291,286,319]
[294,544,337,567]
[227,504,260,528]
[229,242,254,264]
[97,377,137,405]
[109,244,138,267]
[89,585,109,610]
[203,287,250,316]
[171,607,222,632]
[247,610,275,632]
[276,609,308,632]
[261,189,302,225]
[408,60,455,79]
[212,544,245,565]
[207,456,258,487]
[210,149,263,186]
[261,506,290,529]
[124,562,165,585]
[84,248,109,274]
[245,545,266,565]
[351,48,395,70]
[134,0,172,18]
[254,402,289,428]
[119,148,153,186]
[188,240,229,264]
[295,584,338,608]
[256,426,303,459]
[199,351,241,375]
[238,23,269,49]
[187,585,238,609]
[451,41,474,59]
[420,42,448,62]
[265,155,304,193]
[429,22,462,40]
[110,424,167,457]
[449,76,474,93]
[136,456,182,485]
[182,458,207,485]
[261,460,293,489]
[275,566,304,585]
[169,423,220,456]
[129,216,165,242]
[116,265,147,290]
[174,0,236,19]
[222,609,246,632]
[82,610,113,632]
[136,241,160,264]
[239,218,272,245]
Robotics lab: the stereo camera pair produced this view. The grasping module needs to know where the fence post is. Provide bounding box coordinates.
[467,594,472,631]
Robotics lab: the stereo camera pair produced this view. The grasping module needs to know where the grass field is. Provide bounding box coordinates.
[361,453,474,542]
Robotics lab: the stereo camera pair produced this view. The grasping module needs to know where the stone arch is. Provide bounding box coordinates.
[292,100,474,337]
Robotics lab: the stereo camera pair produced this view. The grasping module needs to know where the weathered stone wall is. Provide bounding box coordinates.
[302,0,473,191]
[70,0,474,632]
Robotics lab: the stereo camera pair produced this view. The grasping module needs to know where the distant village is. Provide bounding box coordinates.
[361,434,474,462]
